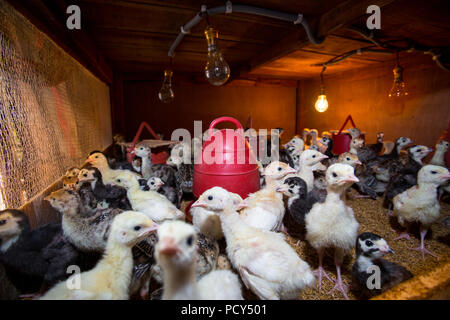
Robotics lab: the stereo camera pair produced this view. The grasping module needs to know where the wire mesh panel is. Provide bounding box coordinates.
[0,0,112,211]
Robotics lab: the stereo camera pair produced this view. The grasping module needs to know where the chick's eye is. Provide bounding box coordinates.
[134,226,141,231]
[278,167,282,171]
[83,174,88,177]
[186,235,194,246]
[431,171,437,174]
[207,195,213,201]
[312,155,316,158]
[95,156,99,159]
[117,179,121,183]
[0,219,6,225]
[332,172,337,178]
[346,158,350,161]
[366,240,373,247]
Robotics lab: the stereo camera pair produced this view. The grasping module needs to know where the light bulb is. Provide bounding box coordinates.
[158,70,174,103]
[204,26,230,86]
[315,94,328,112]
[388,66,408,98]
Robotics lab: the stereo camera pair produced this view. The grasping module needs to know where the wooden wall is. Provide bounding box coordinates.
[297,54,450,147]
[122,80,298,143]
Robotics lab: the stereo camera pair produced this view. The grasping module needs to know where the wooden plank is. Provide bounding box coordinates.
[235,0,398,77]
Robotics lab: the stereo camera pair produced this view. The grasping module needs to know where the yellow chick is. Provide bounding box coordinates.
[40,211,158,300]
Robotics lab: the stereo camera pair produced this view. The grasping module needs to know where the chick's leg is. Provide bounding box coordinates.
[410,227,439,259]
[394,222,412,241]
[312,247,335,290]
[327,248,349,300]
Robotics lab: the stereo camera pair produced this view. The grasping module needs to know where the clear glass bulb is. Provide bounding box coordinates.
[388,66,408,98]
[158,70,174,103]
[204,26,230,86]
[315,94,328,112]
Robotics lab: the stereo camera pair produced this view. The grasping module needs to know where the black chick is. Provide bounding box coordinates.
[0,262,18,300]
[78,167,132,210]
[383,145,432,210]
[352,232,412,299]
[320,136,334,158]
[0,209,82,294]
[367,132,384,155]
[277,177,326,238]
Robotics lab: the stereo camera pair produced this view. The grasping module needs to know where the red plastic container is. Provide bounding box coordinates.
[193,117,260,199]
[332,115,365,155]
[126,121,169,164]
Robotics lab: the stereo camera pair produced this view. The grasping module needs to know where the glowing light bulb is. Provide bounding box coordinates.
[388,66,408,98]
[158,70,174,103]
[204,26,230,86]
[315,94,328,112]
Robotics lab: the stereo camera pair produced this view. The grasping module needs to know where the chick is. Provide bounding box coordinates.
[383,145,434,213]
[147,177,181,208]
[0,262,18,300]
[191,187,244,240]
[0,209,81,294]
[319,136,334,158]
[65,167,80,179]
[347,127,361,139]
[353,138,378,164]
[430,140,449,166]
[277,177,326,240]
[41,211,158,300]
[166,151,194,194]
[367,132,384,155]
[78,167,132,210]
[352,232,412,299]
[156,220,242,300]
[85,152,140,186]
[62,176,79,191]
[132,156,142,173]
[305,163,360,300]
[393,165,450,258]
[112,171,184,222]
[338,153,378,199]
[295,149,328,192]
[239,161,296,232]
[192,187,315,300]
[134,143,176,187]
[45,189,121,252]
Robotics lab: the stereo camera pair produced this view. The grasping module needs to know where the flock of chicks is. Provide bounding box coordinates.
[0,128,449,300]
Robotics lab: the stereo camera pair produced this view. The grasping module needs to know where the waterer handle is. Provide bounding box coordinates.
[208,117,243,138]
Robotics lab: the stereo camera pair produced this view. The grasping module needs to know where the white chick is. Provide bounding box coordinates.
[239,161,296,232]
[86,152,139,185]
[41,211,158,300]
[192,187,315,300]
[305,163,360,300]
[156,220,243,300]
[393,165,450,258]
[296,149,328,191]
[191,187,243,240]
[430,140,449,166]
[112,171,184,222]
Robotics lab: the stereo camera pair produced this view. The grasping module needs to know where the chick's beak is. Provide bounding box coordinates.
[158,237,180,256]
[286,167,297,174]
[276,184,289,193]
[355,160,362,165]
[320,155,329,160]
[380,245,394,254]
[191,200,208,208]
[342,174,359,183]
[442,172,450,179]
[139,223,159,238]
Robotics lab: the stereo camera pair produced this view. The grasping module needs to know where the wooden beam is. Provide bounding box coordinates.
[234,0,397,77]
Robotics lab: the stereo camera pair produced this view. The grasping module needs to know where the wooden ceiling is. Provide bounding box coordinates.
[11,0,450,81]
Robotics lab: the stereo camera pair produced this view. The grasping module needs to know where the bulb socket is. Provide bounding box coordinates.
[204,26,218,46]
